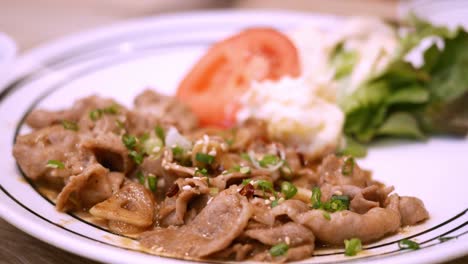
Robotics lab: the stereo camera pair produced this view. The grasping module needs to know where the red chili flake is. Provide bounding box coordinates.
[166,184,179,197]
[239,183,254,199]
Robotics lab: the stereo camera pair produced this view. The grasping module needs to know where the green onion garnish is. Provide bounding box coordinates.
[61,120,79,131]
[89,109,102,121]
[269,243,289,257]
[122,134,137,150]
[102,104,119,114]
[344,238,362,256]
[148,175,157,192]
[398,239,420,250]
[311,187,322,209]
[242,179,252,186]
[281,181,297,199]
[154,125,165,145]
[342,157,355,176]
[195,168,208,176]
[172,146,184,157]
[271,199,279,208]
[115,119,125,129]
[142,137,163,156]
[257,180,274,192]
[136,171,145,185]
[323,195,350,212]
[323,211,331,220]
[259,154,281,167]
[129,150,144,165]
[239,166,251,174]
[240,153,251,162]
[46,160,65,169]
[195,153,215,164]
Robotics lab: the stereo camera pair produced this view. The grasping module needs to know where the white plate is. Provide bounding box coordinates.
[0,10,467,264]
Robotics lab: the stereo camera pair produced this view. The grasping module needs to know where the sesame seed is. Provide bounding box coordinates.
[182,185,192,191]
[264,200,271,205]
[269,196,275,201]
[208,149,217,156]
[285,236,291,245]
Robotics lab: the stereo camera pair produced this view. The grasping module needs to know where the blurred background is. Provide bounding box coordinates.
[1,0,467,263]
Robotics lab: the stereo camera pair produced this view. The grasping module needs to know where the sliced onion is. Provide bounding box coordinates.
[248,150,284,172]
[165,126,192,150]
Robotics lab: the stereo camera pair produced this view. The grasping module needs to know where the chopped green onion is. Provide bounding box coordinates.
[89,109,102,121]
[242,179,252,186]
[129,150,144,165]
[271,199,279,208]
[269,243,289,257]
[226,139,234,146]
[257,180,274,193]
[115,119,125,129]
[148,175,157,192]
[240,153,251,162]
[239,166,251,174]
[323,211,331,220]
[136,171,145,185]
[122,134,137,150]
[323,195,350,212]
[311,187,322,209]
[195,168,208,176]
[209,187,219,195]
[154,125,165,145]
[195,153,215,164]
[398,239,420,250]
[344,238,362,256]
[280,164,293,179]
[102,104,119,114]
[281,181,297,199]
[46,160,65,169]
[342,157,355,176]
[172,146,184,157]
[259,154,281,167]
[61,120,79,131]
[142,137,163,156]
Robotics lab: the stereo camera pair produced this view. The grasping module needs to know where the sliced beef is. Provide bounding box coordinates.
[244,222,314,247]
[140,186,252,257]
[26,96,120,129]
[13,125,79,180]
[89,181,155,229]
[127,89,197,136]
[297,194,401,245]
[318,154,371,188]
[399,196,429,226]
[271,199,310,222]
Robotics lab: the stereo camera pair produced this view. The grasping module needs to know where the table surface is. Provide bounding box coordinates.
[1,1,467,263]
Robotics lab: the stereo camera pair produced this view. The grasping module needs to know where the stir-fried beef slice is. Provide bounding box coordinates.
[140,186,253,257]
[128,89,198,136]
[140,156,179,196]
[213,243,256,261]
[252,244,315,262]
[25,96,119,129]
[350,192,380,214]
[90,181,155,228]
[249,198,276,227]
[13,125,79,181]
[292,168,320,189]
[230,119,269,151]
[350,185,395,213]
[56,163,111,211]
[211,172,251,190]
[318,154,371,187]
[271,199,310,223]
[244,222,315,247]
[297,194,401,245]
[399,196,429,226]
[159,178,210,226]
[81,132,132,173]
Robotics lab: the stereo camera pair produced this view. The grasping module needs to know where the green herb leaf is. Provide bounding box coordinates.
[344,238,362,256]
[337,136,367,158]
[398,239,420,250]
[61,120,79,131]
[259,154,281,167]
[136,171,145,185]
[269,243,289,257]
[89,109,102,121]
[341,157,355,176]
[195,153,215,164]
[46,160,65,169]
[311,187,322,209]
[154,125,165,145]
[148,175,157,192]
[331,43,359,80]
[122,134,137,150]
[281,182,297,199]
[129,150,144,165]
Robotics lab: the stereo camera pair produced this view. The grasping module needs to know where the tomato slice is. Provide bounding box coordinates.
[176,28,301,128]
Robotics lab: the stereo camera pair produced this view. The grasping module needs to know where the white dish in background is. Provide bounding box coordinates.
[0,11,466,264]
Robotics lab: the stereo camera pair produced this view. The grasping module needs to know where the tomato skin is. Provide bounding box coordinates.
[176,27,301,128]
